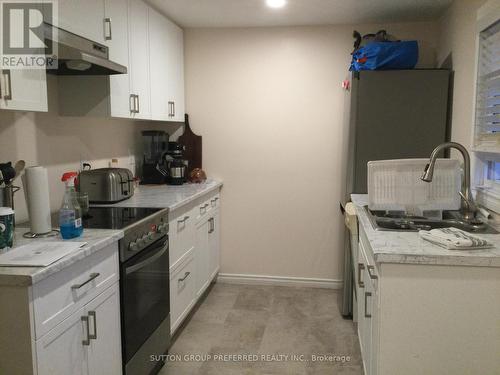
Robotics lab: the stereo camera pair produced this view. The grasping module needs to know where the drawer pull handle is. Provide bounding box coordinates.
[177,215,190,224]
[208,217,215,233]
[3,70,12,100]
[71,273,100,290]
[201,203,209,209]
[88,311,97,340]
[357,263,365,288]
[364,292,372,318]
[367,265,378,280]
[81,315,90,346]
[178,271,191,282]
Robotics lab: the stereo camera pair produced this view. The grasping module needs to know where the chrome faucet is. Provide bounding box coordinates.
[421,142,478,221]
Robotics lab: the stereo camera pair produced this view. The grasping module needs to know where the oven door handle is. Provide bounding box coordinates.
[125,240,168,275]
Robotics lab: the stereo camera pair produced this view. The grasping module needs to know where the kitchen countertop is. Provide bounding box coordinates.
[351,194,500,267]
[98,179,223,210]
[0,227,124,286]
[0,180,222,287]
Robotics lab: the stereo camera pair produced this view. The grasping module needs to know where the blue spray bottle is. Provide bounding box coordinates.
[59,172,83,239]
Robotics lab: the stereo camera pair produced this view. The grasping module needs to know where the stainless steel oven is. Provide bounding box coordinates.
[121,235,170,375]
[82,206,170,375]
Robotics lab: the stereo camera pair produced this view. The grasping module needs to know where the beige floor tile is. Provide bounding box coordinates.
[158,284,362,375]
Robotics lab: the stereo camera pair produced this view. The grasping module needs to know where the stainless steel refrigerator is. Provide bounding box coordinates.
[339,69,452,317]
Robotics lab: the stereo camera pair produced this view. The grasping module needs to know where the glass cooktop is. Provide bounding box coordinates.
[82,207,162,230]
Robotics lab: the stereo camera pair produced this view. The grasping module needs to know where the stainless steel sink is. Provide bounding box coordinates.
[364,206,499,234]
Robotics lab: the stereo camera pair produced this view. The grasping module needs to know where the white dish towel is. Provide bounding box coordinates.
[418,227,493,250]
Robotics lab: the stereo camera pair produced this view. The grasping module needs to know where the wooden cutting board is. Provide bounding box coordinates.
[178,114,202,175]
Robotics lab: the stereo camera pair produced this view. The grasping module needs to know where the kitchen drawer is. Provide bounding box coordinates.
[170,249,196,333]
[209,194,220,210]
[169,204,196,268]
[32,243,119,339]
[358,231,378,290]
[195,192,219,222]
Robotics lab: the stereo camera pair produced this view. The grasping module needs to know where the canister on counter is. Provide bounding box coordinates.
[0,207,14,249]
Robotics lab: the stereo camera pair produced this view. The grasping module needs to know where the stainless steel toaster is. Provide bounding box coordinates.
[78,168,134,203]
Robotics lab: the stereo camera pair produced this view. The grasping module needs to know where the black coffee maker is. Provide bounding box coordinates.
[164,142,188,185]
[141,131,169,184]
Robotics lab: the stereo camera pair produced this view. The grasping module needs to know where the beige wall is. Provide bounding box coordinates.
[0,77,181,223]
[437,0,486,147]
[0,19,442,282]
[184,22,439,281]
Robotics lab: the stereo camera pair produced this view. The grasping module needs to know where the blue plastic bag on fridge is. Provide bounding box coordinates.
[350,41,418,71]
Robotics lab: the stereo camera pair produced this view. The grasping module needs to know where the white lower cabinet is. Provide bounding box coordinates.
[169,189,221,335]
[195,217,210,298]
[208,210,220,281]
[170,251,196,332]
[356,224,500,375]
[357,238,378,375]
[0,242,122,375]
[37,283,122,375]
[86,284,123,375]
[36,303,88,375]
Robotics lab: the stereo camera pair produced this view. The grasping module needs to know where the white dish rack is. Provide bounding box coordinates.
[367,159,461,216]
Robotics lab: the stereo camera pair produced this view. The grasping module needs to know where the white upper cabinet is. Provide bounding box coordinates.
[148,7,170,121]
[105,0,132,118]
[127,0,151,120]
[0,69,48,112]
[5,0,184,119]
[165,19,185,122]
[52,0,106,44]
[149,8,185,122]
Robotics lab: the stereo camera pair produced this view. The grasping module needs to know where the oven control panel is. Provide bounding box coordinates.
[120,208,169,262]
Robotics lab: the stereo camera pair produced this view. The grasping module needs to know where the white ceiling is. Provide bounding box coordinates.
[145,0,453,28]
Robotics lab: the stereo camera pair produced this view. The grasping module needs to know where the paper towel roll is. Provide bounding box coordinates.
[25,166,52,234]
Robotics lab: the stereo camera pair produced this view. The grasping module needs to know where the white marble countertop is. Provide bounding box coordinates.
[351,194,500,267]
[0,227,123,286]
[0,180,222,287]
[97,179,223,211]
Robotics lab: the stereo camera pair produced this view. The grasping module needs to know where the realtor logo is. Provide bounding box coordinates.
[0,0,57,69]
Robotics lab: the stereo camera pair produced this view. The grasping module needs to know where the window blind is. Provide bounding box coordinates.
[475,20,500,150]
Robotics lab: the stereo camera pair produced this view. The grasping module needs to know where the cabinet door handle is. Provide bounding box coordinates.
[3,70,12,100]
[129,94,135,113]
[81,315,91,346]
[88,311,97,340]
[172,101,175,117]
[357,263,365,288]
[208,217,214,233]
[72,273,100,290]
[168,101,174,117]
[104,18,112,40]
[364,292,372,318]
[177,215,190,224]
[178,271,190,282]
[135,94,140,113]
[367,265,378,280]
